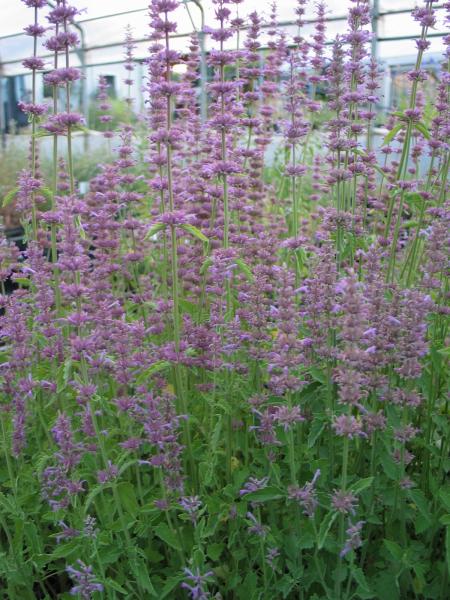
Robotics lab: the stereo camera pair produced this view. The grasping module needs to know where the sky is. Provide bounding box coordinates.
[0,0,447,75]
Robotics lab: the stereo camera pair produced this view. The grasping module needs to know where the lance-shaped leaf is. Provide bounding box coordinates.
[135,360,170,385]
[200,256,213,276]
[179,223,209,244]
[1,187,19,209]
[383,123,404,145]
[74,215,87,240]
[145,222,167,240]
[350,476,374,495]
[242,486,284,503]
[414,121,431,140]
[37,186,54,211]
[235,258,254,281]
[318,511,338,549]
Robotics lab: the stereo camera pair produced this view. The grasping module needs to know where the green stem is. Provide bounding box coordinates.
[385,14,431,281]
[1,413,17,500]
[336,436,350,599]
[313,520,331,598]
[162,15,196,491]
[90,406,132,547]
[29,6,39,241]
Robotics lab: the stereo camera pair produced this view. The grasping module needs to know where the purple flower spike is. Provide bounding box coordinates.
[239,476,269,496]
[331,490,358,515]
[181,567,214,600]
[179,495,202,524]
[340,521,365,558]
[288,469,321,518]
[66,560,103,599]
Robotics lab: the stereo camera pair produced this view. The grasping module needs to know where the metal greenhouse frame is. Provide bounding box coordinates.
[0,0,447,134]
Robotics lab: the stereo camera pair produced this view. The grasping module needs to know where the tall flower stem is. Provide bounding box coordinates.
[64,15,75,195]
[335,435,350,599]
[1,413,17,500]
[385,4,433,282]
[90,406,131,548]
[219,25,232,310]
[30,6,39,240]
[163,13,197,491]
[50,8,62,313]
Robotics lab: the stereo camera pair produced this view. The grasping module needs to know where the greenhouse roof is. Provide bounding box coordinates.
[0,0,448,75]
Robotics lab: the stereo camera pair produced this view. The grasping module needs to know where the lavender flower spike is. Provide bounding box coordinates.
[340,520,365,558]
[181,567,214,600]
[66,560,103,599]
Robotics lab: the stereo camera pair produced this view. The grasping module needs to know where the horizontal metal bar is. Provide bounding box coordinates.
[0,12,350,42]
[0,31,197,66]
[0,31,28,40]
[85,30,191,52]
[1,3,447,42]
[3,44,446,78]
[379,32,446,42]
[79,8,148,23]
[379,5,445,17]
[2,30,447,71]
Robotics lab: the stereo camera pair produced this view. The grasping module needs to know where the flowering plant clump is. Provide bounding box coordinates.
[0,0,449,598]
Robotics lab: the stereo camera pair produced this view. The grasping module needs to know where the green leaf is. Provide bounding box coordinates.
[12,277,30,287]
[153,522,182,551]
[135,361,170,385]
[34,129,57,138]
[50,538,81,560]
[179,223,209,243]
[351,477,374,495]
[0,493,23,518]
[24,522,43,557]
[145,222,167,239]
[380,451,399,480]
[446,526,450,576]
[159,575,184,599]
[234,258,253,281]
[84,484,107,513]
[414,121,430,140]
[179,299,199,317]
[440,489,450,512]
[74,215,87,240]
[129,552,157,596]
[204,416,222,487]
[117,482,138,518]
[207,542,224,561]
[383,123,404,145]
[318,512,338,549]
[352,567,373,594]
[404,192,423,210]
[239,572,258,599]
[383,539,403,562]
[1,187,19,208]
[309,367,327,385]
[374,569,401,600]
[37,186,54,211]
[242,486,283,503]
[99,544,123,566]
[367,514,382,525]
[308,419,325,448]
[56,359,72,394]
[118,459,137,476]
[407,489,431,525]
[200,257,213,276]
[106,578,128,594]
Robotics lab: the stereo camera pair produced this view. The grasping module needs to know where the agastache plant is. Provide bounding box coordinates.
[0,0,449,599]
